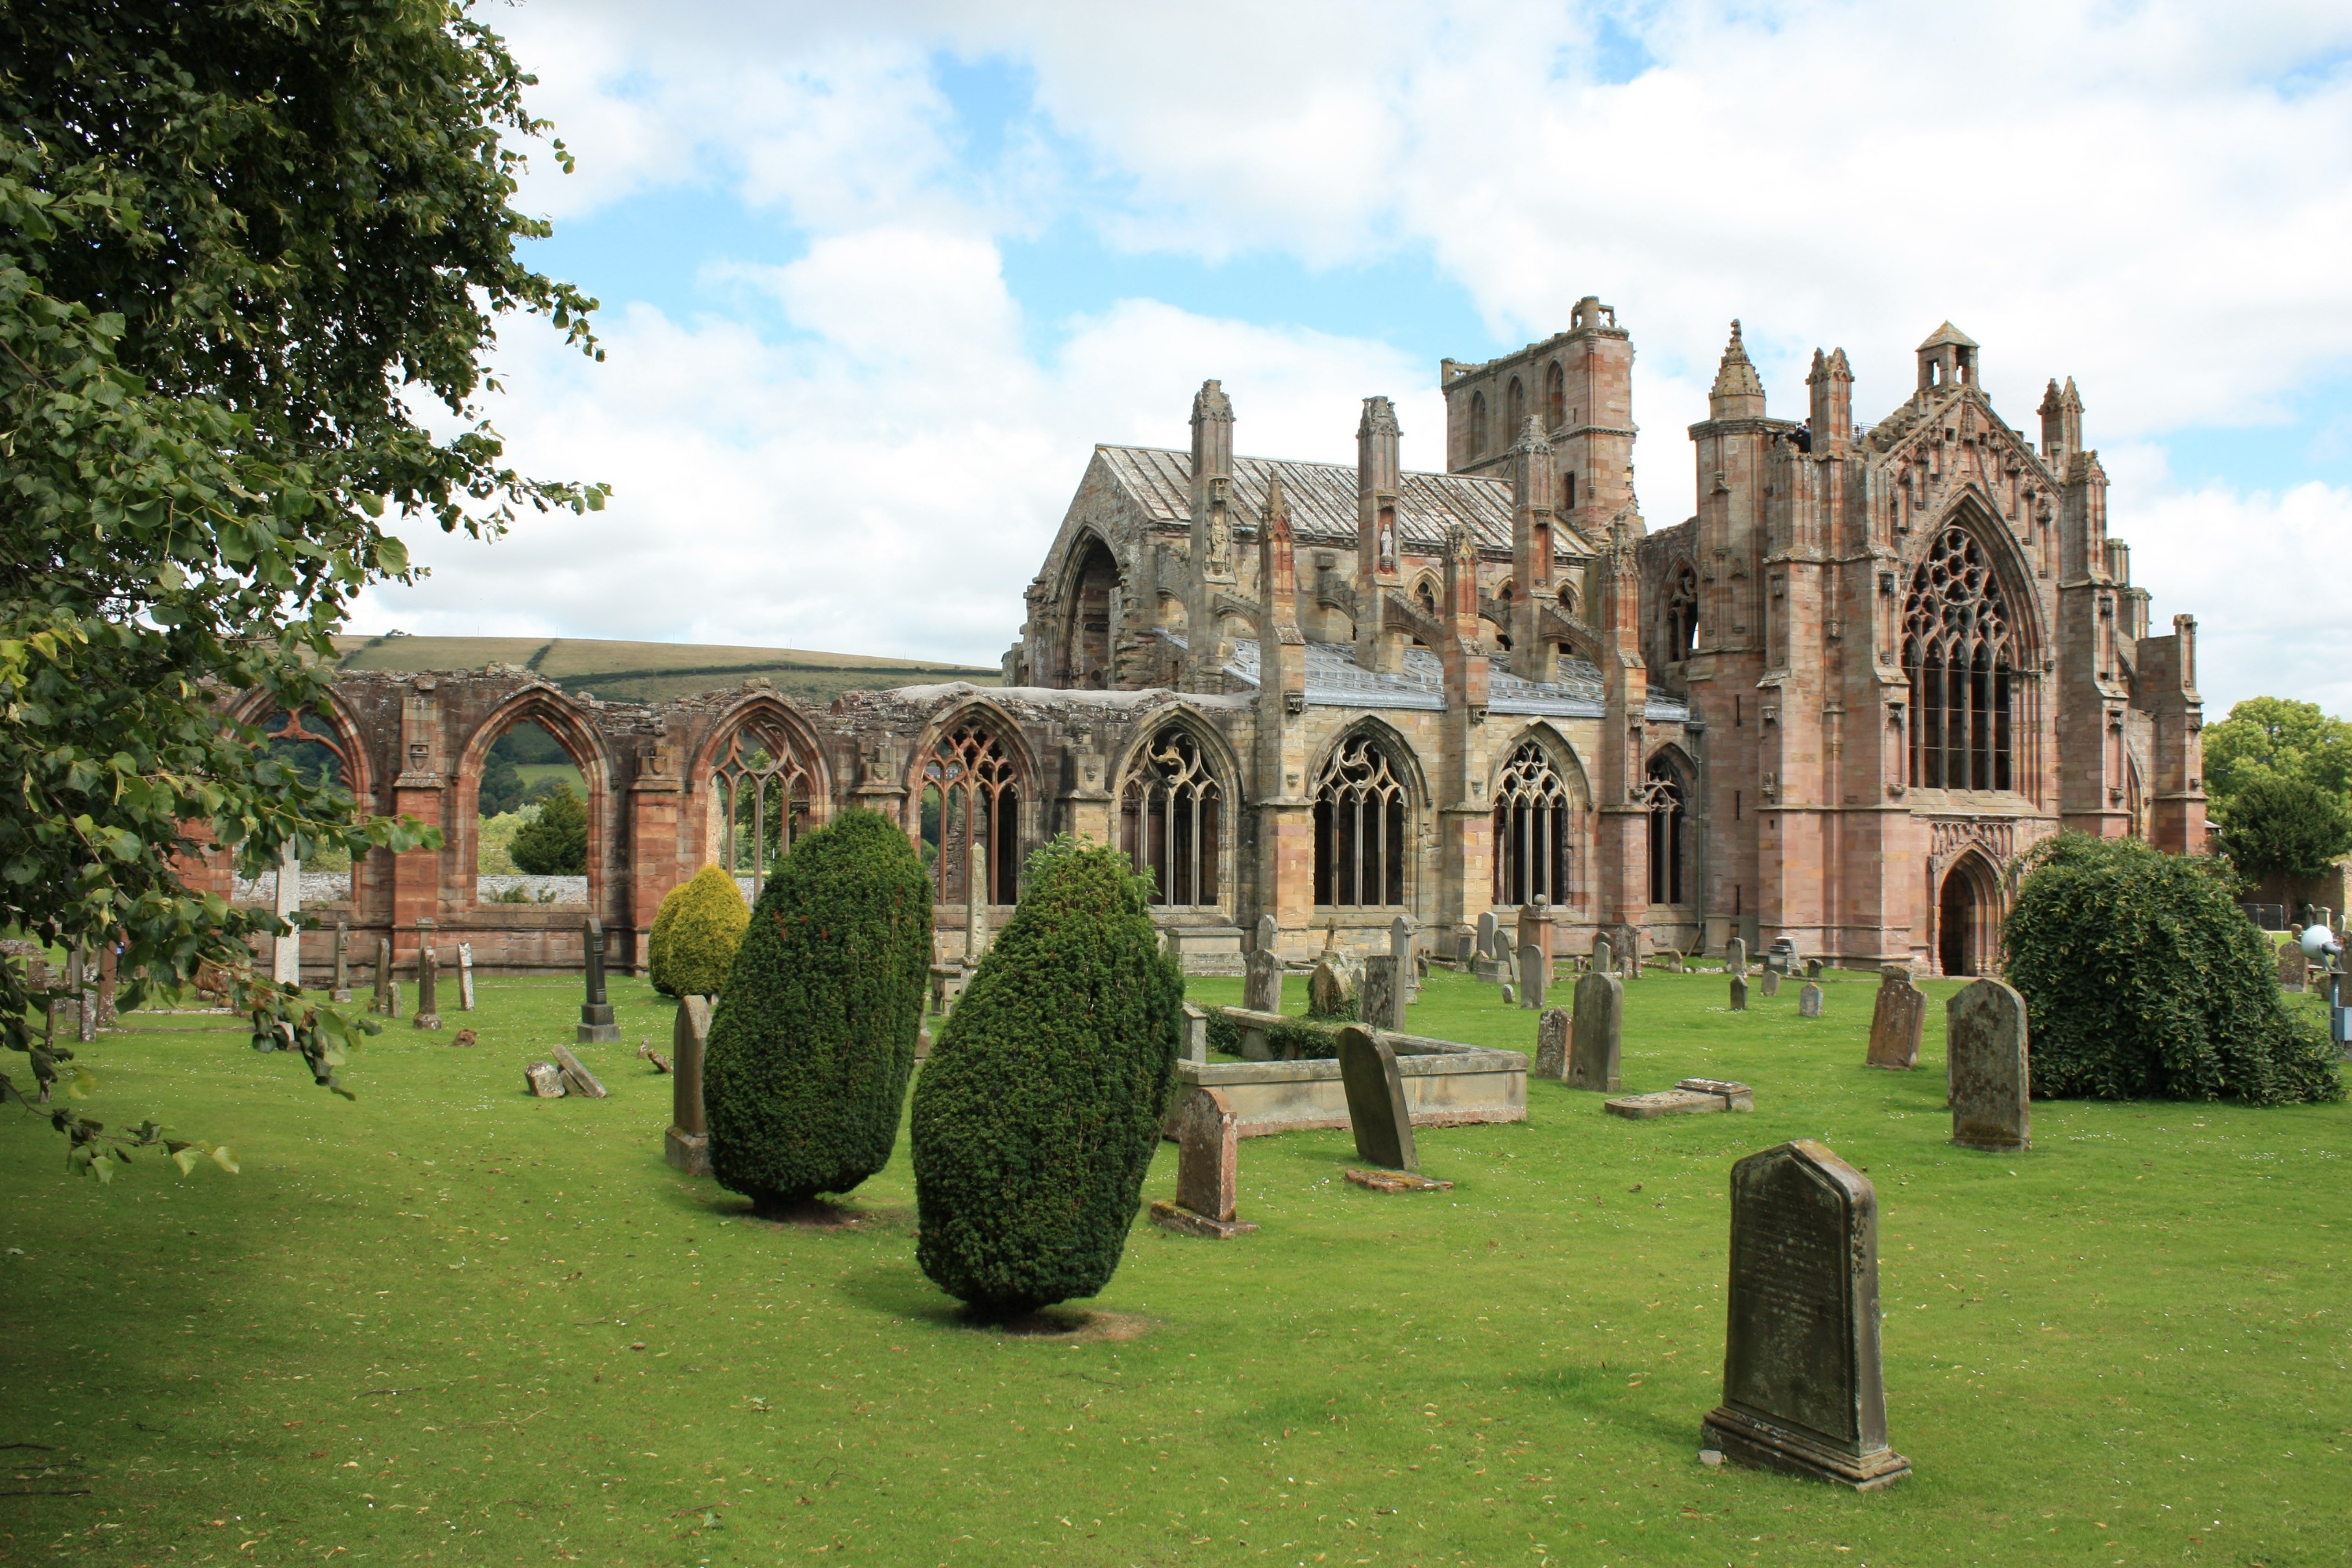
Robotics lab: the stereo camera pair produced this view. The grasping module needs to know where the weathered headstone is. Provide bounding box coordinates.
[1568,969,1623,1092]
[1592,933,1614,976]
[525,1062,566,1097]
[330,922,353,1002]
[1334,1025,1417,1171]
[1362,955,1405,1030]
[1243,948,1285,1014]
[1607,1078,1755,1118]
[1864,966,1925,1070]
[373,938,397,1018]
[1181,1000,1210,1065]
[1700,1141,1911,1490]
[1947,979,2031,1154]
[1308,948,1359,1019]
[1257,913,1279,953]
[1475,909,1500,960]
[458,942,476,1011]
[2278,941,2308,993]
[1806,957,1824,981]
[578,916,620,1044]
[552,1043,608,1098]
[413,942,443,1030]
[1760,970,1780,999]
[1534,1006,1572,1080]
[1499,982,1515,1007]
[665,995,713,1174]
[1151,1087,1258,1238]
[1518,943,1548,1010]
[1726,936,1748,978]
[1730,975,1748,1011]
[1613,922,1642,982]
[1390,916,1417,1000]
[1798,982,1824,1018]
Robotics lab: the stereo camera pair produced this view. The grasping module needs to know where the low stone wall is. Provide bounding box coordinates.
[1171,1009,1526,1138]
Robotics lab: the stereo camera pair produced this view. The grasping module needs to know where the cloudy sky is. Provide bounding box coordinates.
[354,0,2352,717]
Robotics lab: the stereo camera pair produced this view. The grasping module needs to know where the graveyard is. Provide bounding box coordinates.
[5,964,2346,1566]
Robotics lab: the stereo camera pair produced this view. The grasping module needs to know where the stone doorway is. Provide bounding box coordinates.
[1936,852,2000,976]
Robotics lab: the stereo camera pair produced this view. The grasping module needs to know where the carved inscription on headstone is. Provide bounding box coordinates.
[1363,955,1404,1031]
[1534,1006,1571,1080]
[1947,979,2031,1154]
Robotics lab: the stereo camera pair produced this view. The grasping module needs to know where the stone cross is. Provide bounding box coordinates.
[1534,1006,1572,1080]
[1151,1087,1257,1237]
[1700,1140,1911,1490]
[578,916,620,1044]
[1181,1000,1210,1065]
[1568,968,1623,1091]
[1243,947,1285,1014]
[413,940,443,1030]
[1865,966,1925,1070]
[272,842,303,987]
[1947,978,2031,1153]
[1519,942,1548,1009]
[1335,1025,1417,1171]
[330,922,352,1002]
[1390,915,1417,1000]
[458,942,476,1011]
[1726,936,1747,979]
[1362,955,1405,1030]
[1798,982,1824,1018]
[665,995,713,1175]
[1730,973,1748,1011]
[1759,970,1780,999]
[373,937,398,1018]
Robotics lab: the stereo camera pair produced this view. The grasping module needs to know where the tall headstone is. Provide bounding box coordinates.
[2278,941,2308,993]
[1390,915,1417,1000]
[1864,967,1925,1070]
[330,922,352,1003]
[1243,947,1285,1014]
[665,995,713,1174]
[577,916,620,1044]
[1257,913,1279,954]
[1947,979,2031,1154]
[1181,1000,1210,1065]
[1334,1025,1417,1171]
[1534,1006,1572,1080]
[1151,1087,1258,1238]
[95,941,118,1028]
[1568,969,1623,1091]
[1518,943,1547,1009]
[1362,955,1405,1030]
[1726,936,1748,978]
[457,942,476,1011]
[1475,910,1500,961]
[1730,974,1748,1011]
[1760,970,1780,999]
[413,941,443,1030]
[271,844,303,986]
[1592,933,1614,977]
[373,938,397,1018]
[1701,1141,1910,1490]
[1798,982,1824,1018]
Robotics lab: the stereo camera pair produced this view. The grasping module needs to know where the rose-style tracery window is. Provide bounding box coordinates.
[1903,526,2014,791]
[709,716,815,902]
[1120,727,1222,908]
[921,723,1020,905]
[1314,732,1410,909]
[1492,742,1575,907]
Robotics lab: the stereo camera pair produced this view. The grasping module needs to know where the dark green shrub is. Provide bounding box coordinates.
[659,865,749,997]
[510,782,588,875]
[2216,775,2352,884]
[912,837,1183,1315]
[703,810,932,1210]
[2004,834,2343,1105]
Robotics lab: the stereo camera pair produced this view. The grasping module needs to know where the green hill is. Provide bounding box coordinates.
[330,635,1000,706]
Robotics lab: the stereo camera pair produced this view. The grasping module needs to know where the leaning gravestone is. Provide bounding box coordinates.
[1568,968,1623,1091]
[1700,1140,1911,1490]
[1534,1006,1572,1080]
[1362,955,1405,1030]
[577,916,621,1044]
[1730,974,1748,1011]
[1244,947,1285,1014]
[1519,943,1548,1010]
[1947,979,2031,1154]
[1334,1025,1417,1172]
[1151,1087,1258,1238]
[1760,970,1780,999]
[412,943,443,1031]
[665,994,713,1175]
[553,1044,608,1099]
[1798,982,1824,1018]
[1864,967,1925,1070]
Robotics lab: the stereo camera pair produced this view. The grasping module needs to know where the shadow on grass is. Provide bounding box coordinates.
[833,1261,1157,1343]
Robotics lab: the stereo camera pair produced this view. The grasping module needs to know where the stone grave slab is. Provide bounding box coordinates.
[1243,948,1285,1014]
[1534,1006,1572,1080]
[552,1044,608,1099]
[1606,1078,1755,1118]
[1335,1024,1417,1171]
[2278,942,2308,993]
[1947,979,2031,1154]
[1519,943,1548,1010]
[1151,1087,1258,1238]
[1568,970,1622,1091]
[1181,1001,1210,1065]
[1344,1167,1454,1193]
[1865,967,1925,1070]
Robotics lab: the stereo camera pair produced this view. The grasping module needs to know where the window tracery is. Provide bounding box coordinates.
[1644,756,1689,905]
[921,723,1021,904]
[1492,742,1575,907]
[1313,733,1410,909]
[708,715,816,903]
[1120,727,1222,909]
[1903,526,2015,791]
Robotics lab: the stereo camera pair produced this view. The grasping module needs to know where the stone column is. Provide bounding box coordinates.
[628,739,684,976]
[389,676,447,956]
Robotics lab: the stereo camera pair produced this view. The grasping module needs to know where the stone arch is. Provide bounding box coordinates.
[1056,530,1123,689]
[231,690,376,809]
[687,695,833,904]
[1643,744,1697,907]
[907,699,1039,906]
[451,688,619,910]
[1490,724,1592,911]
[1309,719,1425,912]
[1114,708,1241,912]
[1936,847,2004,977]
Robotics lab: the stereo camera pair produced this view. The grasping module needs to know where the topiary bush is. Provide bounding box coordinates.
[912,836,1184,1316]
[2004,833,2343,1105]
[659,865,750,997]
[510,781,588,874]
[703,810,932,1211]
[646,880,685,996]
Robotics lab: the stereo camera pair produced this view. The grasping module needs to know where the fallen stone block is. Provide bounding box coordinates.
[552,1044,607,1099]
[1344,1167,1454,1193]
[525,1061,566,1098]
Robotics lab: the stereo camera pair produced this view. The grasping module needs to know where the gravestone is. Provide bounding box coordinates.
[1947,979,2031,1154]
[1592,934,1614,977]
[665,995,713,1175]
[964,841,990,965]
[1181,1001,1210,1065]
[1499,982,1515,1007]
[1608,1078,1755,1118]
[524,1061,566,1098]
[1519,943,1548,1010]
[1257,913,1279,953]
[1391,916,1417,1000]
[2278,942,2308,993]
[578,916,621,1044]
[73,944,95,1042]
[1726,936,1748,978]
[458,942,476,1011]
[413,942,443,1030]
[1362,955,1405,1030]
[1308,949,1359,1019]
[330,923,353,1002]
[1798,982,1824,1018]
[1760,971,1780,999]
[1334,1025,1417,1171]
[1806,958,1824,981]
[1568,970,1623,1092]
[1700,1141,1910,1490]
[373,938,397,1018]
[1243,948,1285,1014]
[1730,975,1748,1011]
[1534,1007,1572,1080]
[1475,910,1500,960]
[1864,967,1925,1070]
[1151,1087,1258,1238]
[1613,922,1642,982]
[553,1044,608,1099]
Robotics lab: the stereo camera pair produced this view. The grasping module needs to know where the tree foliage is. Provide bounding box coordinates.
[704,811,931,1212]
[912,837,1183,1316]
[654,865,749,998]
[2004,834,2343,1105]
[510,783,587,876]
[2203,697,2352,822]
[0,0,604,1167]
[2215,775,2352,884]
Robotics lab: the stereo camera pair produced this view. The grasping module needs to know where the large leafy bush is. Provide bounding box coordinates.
[2004,834,2342,1105]
[912,837,1184,1315]
[510,782,587,874]
[655,866,750,997]
[703,811,931,1211]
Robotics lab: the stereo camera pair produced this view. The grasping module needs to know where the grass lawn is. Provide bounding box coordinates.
[3,966,2347,1566]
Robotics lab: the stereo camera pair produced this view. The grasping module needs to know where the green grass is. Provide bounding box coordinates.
[3,968,2347,1565]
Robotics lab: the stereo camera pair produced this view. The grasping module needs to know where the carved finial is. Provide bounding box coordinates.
[1356,395,1399,438]
[1192,379,1232,425]
[1711,320,1765,402]
[1509,413,1553,454]
[1264,477,1293,541]
[2039,377,2064,416]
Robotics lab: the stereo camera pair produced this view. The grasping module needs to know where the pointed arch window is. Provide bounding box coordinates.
[1314,732,1410,909]
[1544,360,1566,430]
[1120,727,1222,909]
[1903,526,2015,791]
[1492,742,1576,907]
[921,723,1021,905]
[1468,390,1489,459]
[1644,756,1689,906]
[708,714,817,903]
[1505,376,1526,435]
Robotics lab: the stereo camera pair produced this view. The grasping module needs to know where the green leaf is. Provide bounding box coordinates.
[67,1068,97,1101]
[172,1147,201,1176]
[211,1145,241,1175]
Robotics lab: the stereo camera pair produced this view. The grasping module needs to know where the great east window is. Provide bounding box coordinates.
[1902,526,2015,791]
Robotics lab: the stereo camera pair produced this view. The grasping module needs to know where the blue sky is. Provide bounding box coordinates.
[356,0,2352,717]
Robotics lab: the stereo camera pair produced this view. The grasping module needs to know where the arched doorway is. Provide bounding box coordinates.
[1061,537,1120,689]
[1937,852,2000,976]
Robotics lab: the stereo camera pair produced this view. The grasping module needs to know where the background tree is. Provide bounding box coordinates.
[0,0,604,1168]
[2215,775,2352,886]
[2203,697,2352,823]
[509,783,588,876]
[652,865,750,998]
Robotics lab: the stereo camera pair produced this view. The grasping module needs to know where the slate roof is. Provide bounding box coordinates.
[1164,632,1689,723]
[1097,445,1576,560]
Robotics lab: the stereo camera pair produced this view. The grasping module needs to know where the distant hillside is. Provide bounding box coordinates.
[330,635,1000,706]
